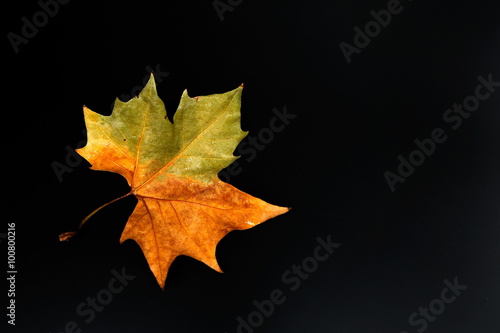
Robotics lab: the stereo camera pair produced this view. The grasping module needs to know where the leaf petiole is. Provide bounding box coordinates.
[59,192,133,241]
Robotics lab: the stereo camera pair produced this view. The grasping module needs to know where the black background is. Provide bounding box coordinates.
[4,0,500,332]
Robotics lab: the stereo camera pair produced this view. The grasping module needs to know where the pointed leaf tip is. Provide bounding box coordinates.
[144,73,157,89]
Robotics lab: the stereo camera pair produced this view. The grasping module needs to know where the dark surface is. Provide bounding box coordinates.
[4,0,500,332]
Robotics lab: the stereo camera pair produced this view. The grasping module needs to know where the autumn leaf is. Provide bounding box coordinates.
[63,74,289,289]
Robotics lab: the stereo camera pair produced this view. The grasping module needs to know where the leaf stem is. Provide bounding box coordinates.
[59,192,133,241]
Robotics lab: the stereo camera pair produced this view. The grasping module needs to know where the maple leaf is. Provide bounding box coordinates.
[63,74,289,289]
